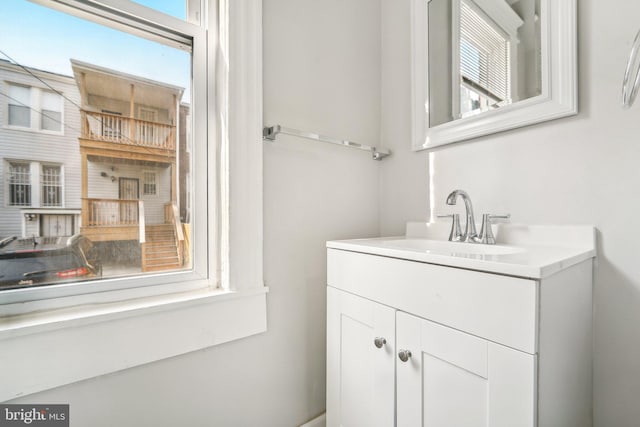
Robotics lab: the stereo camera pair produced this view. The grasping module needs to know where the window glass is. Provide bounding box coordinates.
[143,171,157,196]
[8,84,31,127]
[41,91,63,131]
[42,165,63,207]
[9,162,31,206]
[459,0,511,116]
[0,1,194,291]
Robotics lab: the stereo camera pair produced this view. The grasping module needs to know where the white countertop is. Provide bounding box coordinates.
[327,222,596,279]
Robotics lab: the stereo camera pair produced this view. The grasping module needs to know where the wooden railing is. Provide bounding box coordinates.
[82,198,139,227]
[165,202,185,267]
[81,110,176,150]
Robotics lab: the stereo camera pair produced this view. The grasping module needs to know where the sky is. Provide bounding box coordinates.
[0,0,191,101]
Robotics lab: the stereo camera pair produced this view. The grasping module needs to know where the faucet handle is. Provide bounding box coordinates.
[478,214,510,244]
[437,214,463,242]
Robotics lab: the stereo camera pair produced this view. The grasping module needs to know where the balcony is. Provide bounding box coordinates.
[80,110,176,158]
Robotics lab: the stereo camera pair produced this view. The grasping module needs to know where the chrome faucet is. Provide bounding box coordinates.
[446,190,478,243]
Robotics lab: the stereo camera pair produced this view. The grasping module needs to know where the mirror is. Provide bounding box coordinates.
[411,0,577,150]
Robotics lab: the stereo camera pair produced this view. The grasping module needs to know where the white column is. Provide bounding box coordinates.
[31,161,41,208]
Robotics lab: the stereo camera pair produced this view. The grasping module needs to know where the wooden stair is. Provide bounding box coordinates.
[143,224,181,272]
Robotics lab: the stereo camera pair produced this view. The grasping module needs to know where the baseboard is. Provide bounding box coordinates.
[299,413,326,427]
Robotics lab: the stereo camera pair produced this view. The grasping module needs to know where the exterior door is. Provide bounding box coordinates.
[396,312,536,427]
[326,287,396,427]
[118,177,139,224]
[41,214,74,237]
[138,107,158,144]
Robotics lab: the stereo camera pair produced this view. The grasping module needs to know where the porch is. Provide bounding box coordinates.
[80,198,140,242]
[80,199,186,272]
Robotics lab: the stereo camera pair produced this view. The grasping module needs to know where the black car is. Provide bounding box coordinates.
[0,235,102,290]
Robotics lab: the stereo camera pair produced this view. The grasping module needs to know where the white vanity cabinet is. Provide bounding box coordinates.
[326,286,396,427]
[327,229,594,427]
[396,312,535,427]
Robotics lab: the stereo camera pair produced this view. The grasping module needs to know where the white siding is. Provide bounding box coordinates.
[87,160,171,224]
[0,62,81,237]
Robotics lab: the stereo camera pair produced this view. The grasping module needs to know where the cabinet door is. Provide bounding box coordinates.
[397,312,536,427]
[327,287,396,427]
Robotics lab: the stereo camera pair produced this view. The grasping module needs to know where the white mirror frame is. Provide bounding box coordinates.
[411,0,577,150]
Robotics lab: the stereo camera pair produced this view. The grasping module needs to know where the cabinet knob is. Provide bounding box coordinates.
[373,337,387,348]
[398,349,412,362]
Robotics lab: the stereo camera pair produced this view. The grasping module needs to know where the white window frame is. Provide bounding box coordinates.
[142,170,158,197]
[39,89,64,132]
[5,82,65,135]
[7,160,33,207]
[453,0,519,120]
[41,163,64,207]
[6,83,32,128]
[138,106,158,122]
[0,0,265,402]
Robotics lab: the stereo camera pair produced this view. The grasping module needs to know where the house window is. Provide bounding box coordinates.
[7,84,31,128]
[40,90,63,132]
[142,171,157,196]
[42,164,62,207]
[458,0,511,117]
[8,162,31,206]
[138,108,158,144]
[6,161,63,208]
[0,0,202,294]
[6,83,64,132]
[0,0,266,402]
[138,107,158,122]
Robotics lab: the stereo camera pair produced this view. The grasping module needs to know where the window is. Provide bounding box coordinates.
[458,0,511,117]
[1,0,197,291]
[6,83,64,131]
[8,162,31,206]
[42,164,62,206]
[40,90,62,131]
[6,161,63,208]
[138,108,158,144]
[142,171,157,196]
[0,0,265,403]
[7,83,63,132]
[7,84,31,127]
[138,107,158,122]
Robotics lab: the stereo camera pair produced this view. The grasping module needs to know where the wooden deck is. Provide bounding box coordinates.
[81,198,140,242]
[81,110,175,149]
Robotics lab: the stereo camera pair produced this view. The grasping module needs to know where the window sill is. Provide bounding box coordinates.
[0,286,268,401]
[2,125,65,136]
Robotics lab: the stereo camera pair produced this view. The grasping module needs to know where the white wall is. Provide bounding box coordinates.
[380,0,640,425]
[380,0,430,235]
[13,0,636,425]
[8,1,381,426]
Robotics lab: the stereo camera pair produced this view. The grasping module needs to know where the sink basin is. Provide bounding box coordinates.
[378,238,524,256]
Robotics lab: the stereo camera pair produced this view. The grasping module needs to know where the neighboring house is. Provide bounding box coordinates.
[70,60,187,272]
[0,59,81,238]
